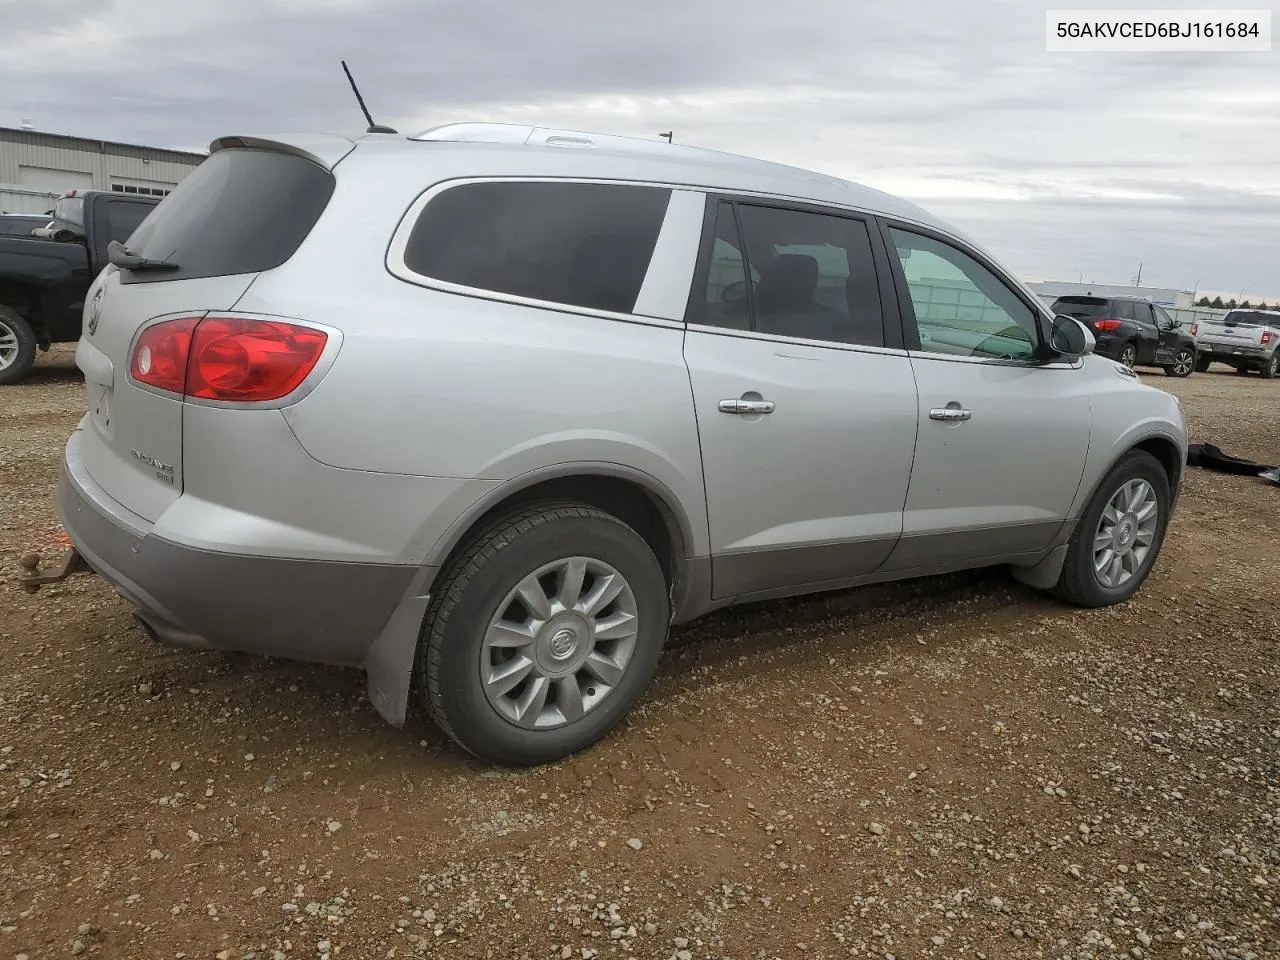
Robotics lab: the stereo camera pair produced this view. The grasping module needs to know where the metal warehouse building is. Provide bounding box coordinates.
[0,125,204,214]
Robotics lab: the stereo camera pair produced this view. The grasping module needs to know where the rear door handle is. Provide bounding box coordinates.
[929,403,971,422]
[719,398,775,415]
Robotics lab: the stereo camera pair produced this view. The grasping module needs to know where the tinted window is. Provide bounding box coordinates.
[890,228,1037,360]
[123,149,335,285]
[1129,302,1154,325]
[1053,297,1109,320]
[1224,311,1273,326]
[728,204,884,346]
[105,200,152,243]
[1111,301,1135,321]
[691,202,751,330]
[0,217,44,237]
[403,181,671,315]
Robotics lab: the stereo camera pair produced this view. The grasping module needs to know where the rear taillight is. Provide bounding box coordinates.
[130,316,327,402]
[1263,330,1274,346]
[131,317,199,393]
[1190,323,1199,337]
[1093,318,1123,332]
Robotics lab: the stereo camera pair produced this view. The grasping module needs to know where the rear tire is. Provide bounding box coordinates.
[416,500,669,766]
[1193,354,1211,373]
[0,305,37,386]
[1163,347,1194,378]
[1119,342,1137,369]
[1053,451,1171,609]
[1261,352,1279,380]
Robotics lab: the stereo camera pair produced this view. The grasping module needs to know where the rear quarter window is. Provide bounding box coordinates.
[121,148,335,284]
[400,180,671,315]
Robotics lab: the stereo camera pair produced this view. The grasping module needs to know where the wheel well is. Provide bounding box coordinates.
[1133,437,1182,491]
[443,475,683,591]
[0,283,44,338]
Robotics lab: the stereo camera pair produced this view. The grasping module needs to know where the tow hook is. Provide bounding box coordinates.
[17,548,90,594]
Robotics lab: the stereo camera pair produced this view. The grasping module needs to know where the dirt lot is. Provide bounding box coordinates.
[0,347,1277,960]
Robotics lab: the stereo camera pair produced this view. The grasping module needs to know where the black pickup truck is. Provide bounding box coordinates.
[0,190,159,384]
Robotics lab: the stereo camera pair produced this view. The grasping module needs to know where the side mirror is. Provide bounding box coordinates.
[1050,315,1095,358]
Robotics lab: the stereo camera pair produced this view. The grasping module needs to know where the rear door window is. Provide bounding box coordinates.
[104,199,152,243]
[121,148,335,284]
[1130,302,1155,325]
[401,181,671,315]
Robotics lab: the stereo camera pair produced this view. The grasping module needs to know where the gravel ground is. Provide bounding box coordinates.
[0,346,1277,960]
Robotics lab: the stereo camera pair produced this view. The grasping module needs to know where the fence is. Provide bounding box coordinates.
[0,184,60,215]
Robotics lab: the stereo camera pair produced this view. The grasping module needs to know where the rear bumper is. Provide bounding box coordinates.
[59,429,416,667]
[1197,342,1269,361]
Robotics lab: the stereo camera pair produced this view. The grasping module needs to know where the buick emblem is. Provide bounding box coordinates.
[87,287,104,336]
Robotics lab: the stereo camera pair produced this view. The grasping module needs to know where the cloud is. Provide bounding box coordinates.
[2,0,1275,296]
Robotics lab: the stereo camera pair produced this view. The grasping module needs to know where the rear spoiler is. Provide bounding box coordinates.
[208,133,361,171]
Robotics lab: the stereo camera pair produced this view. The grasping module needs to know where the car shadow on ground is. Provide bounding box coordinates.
[21,360,82,386]
[114,564,1047,766]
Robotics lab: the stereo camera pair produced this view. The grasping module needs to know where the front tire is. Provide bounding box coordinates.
[1163,347,1195,378]
[1261,352,1279,380]
[416,500,669,766]
[1053,451,1171,608]
[0,306,38,386]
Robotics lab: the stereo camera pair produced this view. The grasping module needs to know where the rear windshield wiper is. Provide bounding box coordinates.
[107,240,179,272]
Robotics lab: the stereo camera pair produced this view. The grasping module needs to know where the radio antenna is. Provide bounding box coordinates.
[341,60,398,135]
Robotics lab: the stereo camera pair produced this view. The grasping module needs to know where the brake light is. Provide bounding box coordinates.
[130,316,327,401]
[1093,319,1123,332]
[131,317,198,393]
[1263,330,1273,346]
[1190,323,1199,337]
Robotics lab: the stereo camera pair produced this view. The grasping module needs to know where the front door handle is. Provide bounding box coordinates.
[719,398,776,415]
[929,403,971,422]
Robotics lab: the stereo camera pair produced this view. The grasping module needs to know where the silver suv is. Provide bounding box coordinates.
[56,123,1188,765]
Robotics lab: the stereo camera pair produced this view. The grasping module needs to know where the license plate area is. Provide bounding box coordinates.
[88,382,114,440]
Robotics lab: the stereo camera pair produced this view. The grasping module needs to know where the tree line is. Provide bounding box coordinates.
[1196,296,1272,310]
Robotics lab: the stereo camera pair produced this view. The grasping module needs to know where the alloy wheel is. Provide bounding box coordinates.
[1173,350,1193,376]
[0,319,18,372]
[1093,478,1159,588]
[480,556,639,729]
[1120,344,1137,369]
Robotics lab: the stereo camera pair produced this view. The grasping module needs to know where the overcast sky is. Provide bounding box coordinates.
[3,0,1277,299]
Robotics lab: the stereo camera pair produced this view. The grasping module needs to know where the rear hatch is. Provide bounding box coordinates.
[1194,310,1275,348]
[76,145,339,521]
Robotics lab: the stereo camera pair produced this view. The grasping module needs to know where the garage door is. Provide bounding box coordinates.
[18,165,93,194]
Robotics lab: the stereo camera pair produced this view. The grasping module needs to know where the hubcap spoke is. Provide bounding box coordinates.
[555,675,586,723]
[592,609,638,642]
[513,676,550,728]
[558,557,587,610]
[485,619,537,648]
[486,655,534,699]
[514,574,553,620]
[582,651,624,687]
[1095,547,1115,576]
[582,573,626,617]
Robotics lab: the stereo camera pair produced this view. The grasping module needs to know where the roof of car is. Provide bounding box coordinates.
[211,123,960,239]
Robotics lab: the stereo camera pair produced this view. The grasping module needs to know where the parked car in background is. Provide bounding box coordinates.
[1190,309,1280,378]
[42,125,1189,765]
[0,189,158,384]
[0,213,52,238]
[1050,295,1198,377]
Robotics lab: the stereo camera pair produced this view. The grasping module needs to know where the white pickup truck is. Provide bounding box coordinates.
[1192,309,1280,378]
